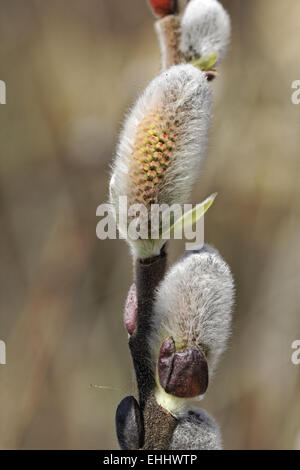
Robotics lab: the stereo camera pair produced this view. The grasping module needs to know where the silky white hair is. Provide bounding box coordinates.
[180,0,231,64]
[151,245,235,375]
[170,408,222,450]
[110,64,212,259]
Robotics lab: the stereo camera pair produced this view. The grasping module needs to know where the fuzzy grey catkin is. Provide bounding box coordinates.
[152,245,234,372]
[110,64,212,259]
[180,0,231,65]
[170,408,222,450]
[150,245,234,415]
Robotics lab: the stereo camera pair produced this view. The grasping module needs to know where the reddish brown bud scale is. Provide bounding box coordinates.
[149,0,177,18]
[124,283,138,335]
[158,336,209,398]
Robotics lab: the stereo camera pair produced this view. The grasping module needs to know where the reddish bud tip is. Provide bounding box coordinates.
[149,0,177,17]
[158,337,209,398]
[125,283,138,335]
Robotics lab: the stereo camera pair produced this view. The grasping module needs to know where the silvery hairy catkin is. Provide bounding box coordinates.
[150,245,234,416]
[170,408,222,450]
[110,64,212,259]
[180,0,231,65]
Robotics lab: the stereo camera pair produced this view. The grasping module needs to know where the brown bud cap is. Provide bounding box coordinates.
[158,336,209,398]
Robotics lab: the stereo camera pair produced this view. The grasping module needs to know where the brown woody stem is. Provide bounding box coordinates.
[155,15,181,70]
[129,246,177,449]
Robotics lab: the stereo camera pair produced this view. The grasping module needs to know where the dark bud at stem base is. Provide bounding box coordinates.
[115,396,144,450]
[158,337,209,398]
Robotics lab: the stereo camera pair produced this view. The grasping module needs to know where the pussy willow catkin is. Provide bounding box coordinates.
[150,246,235,415]
[180,0,231,65]
[110,64,212,259]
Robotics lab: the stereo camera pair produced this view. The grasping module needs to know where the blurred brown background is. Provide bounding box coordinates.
[0,0,299,450]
